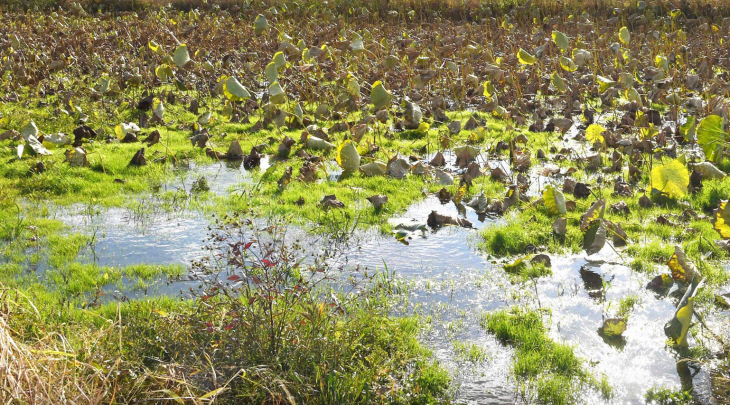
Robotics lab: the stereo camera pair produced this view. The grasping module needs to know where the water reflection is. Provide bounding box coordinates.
[44,192,726,404]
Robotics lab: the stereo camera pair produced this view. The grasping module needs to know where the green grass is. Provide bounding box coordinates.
[2,267,452,403]
[481,307,610,404]
[644,387,693,405]
[452,341,490,363]
[617,294,639,317]
[0,88,529,234]
[480,176,729,269]
[503,258,553,281]
[480,208,583,257]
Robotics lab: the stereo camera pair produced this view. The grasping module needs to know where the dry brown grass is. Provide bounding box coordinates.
[0,307,111,403]
[0,291,207,404]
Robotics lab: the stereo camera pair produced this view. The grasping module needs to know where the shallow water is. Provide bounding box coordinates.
[344,198,716,404]
[540,256,681,403]
[56,206,209,268]
[46,169,727,404]
[166,157,272,195]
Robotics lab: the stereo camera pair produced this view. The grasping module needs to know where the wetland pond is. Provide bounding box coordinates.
[46,164,729,404]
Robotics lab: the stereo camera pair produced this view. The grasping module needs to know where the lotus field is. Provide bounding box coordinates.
[0,0,729,403]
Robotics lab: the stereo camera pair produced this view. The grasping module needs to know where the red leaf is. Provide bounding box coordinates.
[243,242,253,250]
[227,275,241,282]
[262,259,276,267]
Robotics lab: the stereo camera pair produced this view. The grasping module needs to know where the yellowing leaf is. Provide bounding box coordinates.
[254,14,268,35]
[269,81,286,104]
[580,199,605,232]
[415,121,430,133]
[482,80,494,99]
[453,186,467,204]
[359,161,386,176]
[273,51,286,70]
[667,246,700,283]
[223,77,251,101]
[586,124,606,145]
[492,105,508,118]
[677,29,686,42]
[713,201,730,239]
[551,72,566,93]
[651,273,674,290]
[172,44,191,68]
[148,40,165,55]
[559,56,577,72]
[265,61,277,83]
[115,122,139,139]
[155,64,173,80]
[152,99,164,119]
[543,185,567,216]
[619,26,630,45]
[601,318,627,337]
[665,278,703,347]
[552,30,569,53]
[625,87,642,106]
[504,256,527,272]
[370,80,391,111]
[336,140,360,174]
[469,127,487,143]
[597,75,615,93]
[516,48,537,65]
[639,125,658,140]
[618,72,634,88]
[346,74,360,97]
[651,159,689,199]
